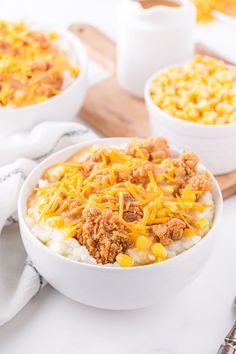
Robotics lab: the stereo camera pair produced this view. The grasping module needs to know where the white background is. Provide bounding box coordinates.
[0,1,236,353]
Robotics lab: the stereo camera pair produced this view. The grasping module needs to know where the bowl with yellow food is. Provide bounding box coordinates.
[18,137,222,309]
[145,56,236,175]
[0,20,87,136]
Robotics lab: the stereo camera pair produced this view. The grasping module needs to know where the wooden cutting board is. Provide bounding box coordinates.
[69,23,236,199]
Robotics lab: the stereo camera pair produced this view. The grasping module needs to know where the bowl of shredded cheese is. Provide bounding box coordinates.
[0,20,87,136]
[18,137,222,309]
[145,56,236,175]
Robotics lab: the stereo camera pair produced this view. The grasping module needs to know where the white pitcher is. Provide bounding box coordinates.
[117,0,196,97]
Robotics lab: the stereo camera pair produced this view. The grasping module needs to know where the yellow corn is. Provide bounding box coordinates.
[183,228,196,237]
[151,243,167,260]
[195,217,209,230]
[49,31,59,40]
[46,216,64,228]
[116,253,134,267]
[149,56,236,125]
[136,235,152,251]
[216,102,233,114]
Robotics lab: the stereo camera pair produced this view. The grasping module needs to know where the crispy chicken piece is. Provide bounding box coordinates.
[35,69,62,98]
[38,69,62,88]
[61,197,84,220]
[113,192,143,222]
[82,149,107,177]
[0,39,9,53]
[173,151,199,189]
[31,59,52,72]
[131,161,154,184]
[77,206,131,264]
[125,137,171,163]
[114,192,133,204]
[27,31,51,49]
[151,218,186,245]
[115,169,131,183]
[189,174,213,193]
[123,205,143,222]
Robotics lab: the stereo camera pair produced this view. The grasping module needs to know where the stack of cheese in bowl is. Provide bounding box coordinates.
[145,56,236,175]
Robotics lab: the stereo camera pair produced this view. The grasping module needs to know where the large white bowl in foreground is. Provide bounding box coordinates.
[0,24,88,137]
[145,73,236,175]
[18,138,223,310]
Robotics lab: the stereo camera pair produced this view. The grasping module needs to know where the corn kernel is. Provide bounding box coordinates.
[70,66,80,77]
[46,216,64,228]
[195,217,209,230]
[197,99,210,112]
[183,228,196,237]
[175,110,188,120]
[136,235,152,250]
[151,243,167,260]
[163,96,177,108]
[153,94,163,106]
[216,102,233,114]
[116,253,134,267]
[35,96,47,104]
[49,31,59,40]
[188,108,199,120]
[202,112,217,124]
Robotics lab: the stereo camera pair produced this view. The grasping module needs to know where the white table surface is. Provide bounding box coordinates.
[0,1,236,353]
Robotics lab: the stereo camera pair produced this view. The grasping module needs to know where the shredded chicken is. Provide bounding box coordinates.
[189,174,213,193]
[61,197,84,219]
[125,137,171,162]
[131,161,154,184]
[77,206,130,264]
[123,206,143,222]
[173,151,199,189]
[151,218,186,245]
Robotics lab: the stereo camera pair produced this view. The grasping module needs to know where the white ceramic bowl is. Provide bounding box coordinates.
[18,137,223,310]
[145,72,236,175]
[0,24,88,137]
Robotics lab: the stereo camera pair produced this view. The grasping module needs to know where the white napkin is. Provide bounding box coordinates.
[0,121,97,326]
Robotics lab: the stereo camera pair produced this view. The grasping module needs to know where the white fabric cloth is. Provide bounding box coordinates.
[0,121,97,326]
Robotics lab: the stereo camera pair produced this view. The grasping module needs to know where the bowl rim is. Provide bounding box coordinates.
[144,62,236,130]
[18,137,223,272]
[0,21,87,112]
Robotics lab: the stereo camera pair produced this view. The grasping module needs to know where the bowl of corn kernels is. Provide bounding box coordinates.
[18,137,222,309]
[0,20,87,136]
[145,56,236,175]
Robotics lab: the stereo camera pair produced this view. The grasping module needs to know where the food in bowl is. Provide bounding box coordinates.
[149,56,236,125]
[192,0,236,22]
[0,20,79,107]
[26,137,215,268]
